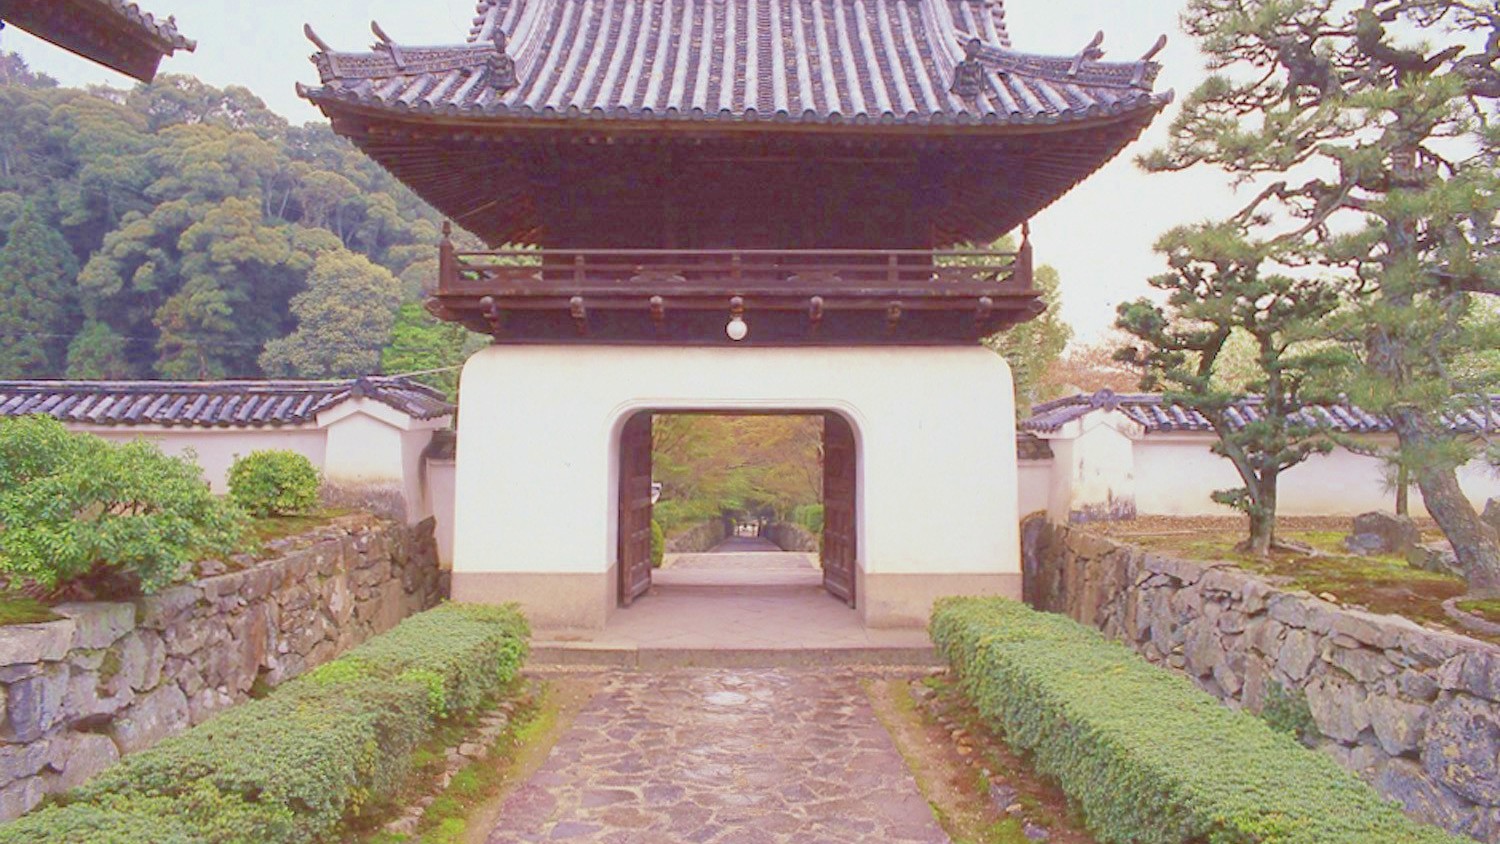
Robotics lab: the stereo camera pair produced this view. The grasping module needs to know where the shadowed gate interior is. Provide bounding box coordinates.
[617,410,857,608]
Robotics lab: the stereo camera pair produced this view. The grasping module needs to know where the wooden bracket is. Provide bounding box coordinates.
[886,300,904,333]
[649,295,666,331]
[570,296,588,335]
[478,294,503,336]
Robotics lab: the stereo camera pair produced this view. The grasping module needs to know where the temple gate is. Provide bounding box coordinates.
[301,0,1168,630]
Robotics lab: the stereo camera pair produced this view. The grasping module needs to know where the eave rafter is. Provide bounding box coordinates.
[0,0,194,81]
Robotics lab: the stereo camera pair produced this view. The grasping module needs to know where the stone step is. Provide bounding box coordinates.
[528,643,940,669]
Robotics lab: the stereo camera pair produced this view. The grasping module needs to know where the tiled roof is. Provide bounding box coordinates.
[300,0,1167,128]
[1016,431,1053,461]
[1022,390,1500,437]
[0,377,452,429]
[89,0,194,52]
[0,0,194,81]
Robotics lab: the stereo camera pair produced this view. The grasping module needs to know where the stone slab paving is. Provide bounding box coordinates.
[657,543,821,588]
[536,585,934,653]
[485,669,949,844]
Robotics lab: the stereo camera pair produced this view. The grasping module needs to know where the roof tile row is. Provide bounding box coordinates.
[0,377,452,429]
[1023,391,1500,437]
[302,0,1167,128]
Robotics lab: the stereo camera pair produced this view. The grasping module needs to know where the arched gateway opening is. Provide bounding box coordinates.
[616,411,858,610]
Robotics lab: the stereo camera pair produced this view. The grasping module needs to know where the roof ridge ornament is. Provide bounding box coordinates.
[1133,34,1168,87]
[950,38,986,99]
[1069,31,1105,77]
[370,20,407,71]
[487,29,517,93]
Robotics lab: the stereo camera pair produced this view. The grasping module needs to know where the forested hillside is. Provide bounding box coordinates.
[0,55,480,386]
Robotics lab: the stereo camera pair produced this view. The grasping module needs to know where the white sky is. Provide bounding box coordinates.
[3,1,1245,344]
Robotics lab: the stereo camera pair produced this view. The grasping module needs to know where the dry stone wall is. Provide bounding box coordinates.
[765,522,819,553]
[0,514,441,820]
[1023,518,1500,842]
[663,519,728,554]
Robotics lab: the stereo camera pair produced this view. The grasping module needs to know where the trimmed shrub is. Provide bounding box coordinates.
[650,519,665,568]
[792,503,824,535]
[227,450,321,517]
[0,803,198,844]
[6,603,529,844]
[0,415,244,595]
[930,598,1462,844]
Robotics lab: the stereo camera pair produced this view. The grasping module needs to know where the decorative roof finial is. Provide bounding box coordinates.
[1069,31,1106,77]
[488,29,517,93]
[951,38,985,99]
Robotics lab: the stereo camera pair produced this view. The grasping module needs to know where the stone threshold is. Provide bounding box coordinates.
[529,643,940,669]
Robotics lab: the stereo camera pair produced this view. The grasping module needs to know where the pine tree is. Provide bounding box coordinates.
[1117,223,1347,557]
[0,204,79,376]
[1147,0,1500,593]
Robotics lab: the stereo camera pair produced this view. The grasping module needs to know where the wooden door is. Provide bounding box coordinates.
[618,412,654,606]
[822,412,857,607]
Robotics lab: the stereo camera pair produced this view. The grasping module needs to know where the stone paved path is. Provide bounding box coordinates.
[485,670,949,843]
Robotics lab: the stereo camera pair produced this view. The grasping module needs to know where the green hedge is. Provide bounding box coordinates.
[0,603,529,844]
[930,598,1461,844]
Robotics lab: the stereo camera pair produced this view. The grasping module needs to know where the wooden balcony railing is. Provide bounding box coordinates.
[438,238,1033,295]
[427,222,1041,344]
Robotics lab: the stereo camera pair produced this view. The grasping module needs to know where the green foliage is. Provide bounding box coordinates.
[0,202,79,375]
[930,598,1462,844]
[792,503,825,535]
[380,303,489,400]
[227,450,321,517]
[259,249,402,378]
[1260,681,1319,744]
[0,416,244,595]
[0,802,198,844]
[35,603,530,844]
[652,498,723,536]
[650,519,665,568]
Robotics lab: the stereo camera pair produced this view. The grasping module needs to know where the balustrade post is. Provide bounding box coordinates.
[437,220,456,293]
[1017,220,1035,290]
[574,254,586,284]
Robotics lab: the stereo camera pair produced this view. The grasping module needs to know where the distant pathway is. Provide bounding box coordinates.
[485,670,949,844]
[706,536,783,554]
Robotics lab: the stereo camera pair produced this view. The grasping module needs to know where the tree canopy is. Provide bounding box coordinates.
[652,415,824,532]
[0,62,464,382]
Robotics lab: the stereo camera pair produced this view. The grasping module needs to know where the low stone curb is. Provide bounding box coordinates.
[382,682,539,837]
[1443,599,1500,640]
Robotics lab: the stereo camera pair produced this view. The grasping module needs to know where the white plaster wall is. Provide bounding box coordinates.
[323,412,407,487]
[1060,419,1136,521]
[453,345,1021,579]
[428,459,457,567]
[1046,439,1076,523]
[88,427,328,493]
[1018,461,1052,517]
[1134,435,1500,517]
